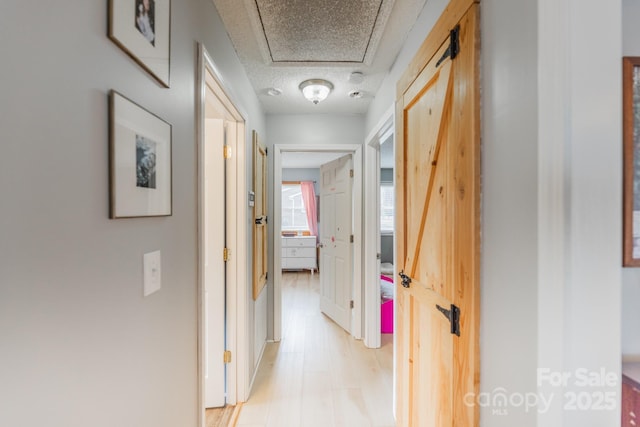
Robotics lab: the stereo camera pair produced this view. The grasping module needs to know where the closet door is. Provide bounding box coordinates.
[253,131,268,300]
[395,1,480,425]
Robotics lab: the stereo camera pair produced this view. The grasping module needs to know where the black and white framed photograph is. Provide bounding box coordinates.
[109,90,172,218]
[108,0,171,87]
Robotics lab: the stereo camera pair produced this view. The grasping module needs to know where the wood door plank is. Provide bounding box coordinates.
[450,6,481,426]
[252,130,268,300]
[405,60,454,279]
[395,3,480,427]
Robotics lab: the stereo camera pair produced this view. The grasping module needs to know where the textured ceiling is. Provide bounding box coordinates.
[256,0,386,63]
[212,0,428,114]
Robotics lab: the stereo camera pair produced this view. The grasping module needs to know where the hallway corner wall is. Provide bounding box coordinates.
[0,1,265,426]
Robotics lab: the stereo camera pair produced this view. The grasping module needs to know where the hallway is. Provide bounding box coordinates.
[236,272,394,427]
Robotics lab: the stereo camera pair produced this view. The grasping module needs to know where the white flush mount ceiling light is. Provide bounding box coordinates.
[299,79,334,104]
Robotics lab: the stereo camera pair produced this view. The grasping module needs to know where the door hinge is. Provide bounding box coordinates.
[436,24,461,68]
[350,235,354,243]
[350,169,354,178]
[223,350,232,364]
[223,247,229,262]
[265,271,268,281]
[436,304,461,336]
[350,300,354,309]
[265,147,268,156]
[223,145,232,159]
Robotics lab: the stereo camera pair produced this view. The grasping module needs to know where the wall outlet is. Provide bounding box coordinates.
[143,250,161,296]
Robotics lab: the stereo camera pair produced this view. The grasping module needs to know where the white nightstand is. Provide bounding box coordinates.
[281,236,317,274]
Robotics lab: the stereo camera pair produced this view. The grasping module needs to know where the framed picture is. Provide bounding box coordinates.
[109,90,172,218]
[624,57,640,266]
[108,0,171,87]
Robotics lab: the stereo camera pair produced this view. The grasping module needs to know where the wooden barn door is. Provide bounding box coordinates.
[395,2,480,426]
[253,131,268,300]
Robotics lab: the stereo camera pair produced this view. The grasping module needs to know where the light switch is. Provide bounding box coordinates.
[143,250,161,296]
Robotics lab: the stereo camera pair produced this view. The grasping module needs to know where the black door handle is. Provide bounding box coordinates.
[399,271,412,288]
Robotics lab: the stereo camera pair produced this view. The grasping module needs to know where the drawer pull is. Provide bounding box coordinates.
[630,420,636,426]
[632,411,637,418]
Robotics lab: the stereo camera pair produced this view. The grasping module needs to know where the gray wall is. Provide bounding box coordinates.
[380,235,394,264]
[622,0,640,357]
[481,1,539,423]
[380,168,394,183]
[0,2,265,427]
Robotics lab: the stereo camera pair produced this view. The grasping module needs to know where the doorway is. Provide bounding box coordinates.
[273,144,363,342]
[364,106,394,349]
[197,44,248,426]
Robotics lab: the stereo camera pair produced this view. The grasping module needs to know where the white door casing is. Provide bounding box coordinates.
[203,118,226,408]
[319,154,353,333]
[272,144,363,342]
[197,44,249,426]
[363,106,394,349]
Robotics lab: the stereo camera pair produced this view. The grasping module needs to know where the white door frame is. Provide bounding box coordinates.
[196,44,249,426]
[363,105,394,349]
[273,144,363,341]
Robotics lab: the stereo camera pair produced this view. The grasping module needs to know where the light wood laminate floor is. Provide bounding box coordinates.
[236,271,394,427]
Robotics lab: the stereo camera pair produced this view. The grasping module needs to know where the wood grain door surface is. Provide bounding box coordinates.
[395,1,480,425]
[253,131,268,300]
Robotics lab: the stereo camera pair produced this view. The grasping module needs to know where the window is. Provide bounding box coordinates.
[282,183,309,231]
[380,182,394,232]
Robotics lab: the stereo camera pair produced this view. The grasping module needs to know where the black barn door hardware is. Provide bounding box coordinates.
[435,25,461,68]
[399,271,412,288]
[436,303,461,336]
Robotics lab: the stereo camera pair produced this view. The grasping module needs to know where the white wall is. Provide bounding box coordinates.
[484,0,622,425]
[622,0,640,358]
[481,0,540,424]
[265,114,365,338]
[0,1,265,426]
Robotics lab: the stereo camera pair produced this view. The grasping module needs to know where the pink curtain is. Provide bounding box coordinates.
[300,181,318,239]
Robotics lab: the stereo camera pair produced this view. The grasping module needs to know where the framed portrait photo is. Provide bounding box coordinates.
[624,57,640,266]
[108,0,171,87]
[109,90,172,218]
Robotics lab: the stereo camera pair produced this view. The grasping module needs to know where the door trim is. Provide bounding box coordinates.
[196,44,249,425]
[273,144,363,341]
[364,105,394,349]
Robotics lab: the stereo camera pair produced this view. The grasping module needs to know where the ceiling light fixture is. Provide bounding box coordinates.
[299,79,333,105]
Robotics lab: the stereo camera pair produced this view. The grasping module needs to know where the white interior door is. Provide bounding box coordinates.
[204,117,225,408]
[319,154,353,333]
